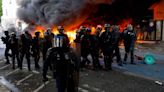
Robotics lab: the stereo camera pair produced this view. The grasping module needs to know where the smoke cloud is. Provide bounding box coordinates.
[17,0,114,30]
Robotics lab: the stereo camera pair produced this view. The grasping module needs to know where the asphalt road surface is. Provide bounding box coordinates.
[0,57,163,92]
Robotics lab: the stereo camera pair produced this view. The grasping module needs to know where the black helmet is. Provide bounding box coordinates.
[35,32,40,36]
[86,27,91,33]
[4,31,9,35]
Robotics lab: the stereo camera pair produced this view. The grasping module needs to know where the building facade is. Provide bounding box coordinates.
[150,0,164,41]
[1,0,27,31]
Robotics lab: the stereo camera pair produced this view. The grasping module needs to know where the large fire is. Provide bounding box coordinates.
[33,25,77,43]
[32,18,143,44]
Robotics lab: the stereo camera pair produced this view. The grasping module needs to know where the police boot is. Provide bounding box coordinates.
[5,58,10,64]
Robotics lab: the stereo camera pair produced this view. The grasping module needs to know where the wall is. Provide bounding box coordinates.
[1,0,19,30]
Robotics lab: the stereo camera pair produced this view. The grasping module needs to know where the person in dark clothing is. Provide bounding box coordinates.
[80,28,92,68]
[19,31,32,71]
[42,28,54,61]
[9,32,20,69]
[1,31,11,64]
[89,28,102,70]
[43,26,79,92]
[100,24,113,70]
[32,32,41,69]
[55,26,70,49]
[74,26,86,43]
[111,25,122,66]
[123,24,137,64]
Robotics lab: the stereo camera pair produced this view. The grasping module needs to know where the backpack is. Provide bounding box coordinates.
[49,48,75,76]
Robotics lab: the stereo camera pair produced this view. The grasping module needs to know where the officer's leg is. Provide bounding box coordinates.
[11,50,16,69]
[35,51,40,69]
[80,51,87,68]
[91,53,97,69]
[56,76,66,92]
[91,51,100,69]
[104,54,112,70]
[123,52,128,64]
[5,47,10,64]
[81,55,87,68]
[42,48,47,61]
[67,76,75,92]
[37,51,40,68]
[16,51,20,68]
[20,52,25,69]
[26,52,31,71]
[86,53,91,65]
[108,51,113,70]
[130,50,135,64]
[115,46,122,66]
[123,46,129,64]
[34,52,37,68]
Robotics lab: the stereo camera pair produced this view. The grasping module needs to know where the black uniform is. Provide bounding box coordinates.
[123,29,136,64]
[9,34,20,69]
[100,31,113,70]
[43,33,79,92]
[20,33,32,71]
[1,31,11,64]
[42,33,54,61]
[80,33,92,68]
[111,30,122,66]
[90,35,101,69]
[32,33,40,69]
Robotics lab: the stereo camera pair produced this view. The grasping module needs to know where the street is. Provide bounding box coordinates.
[0,47,163,92]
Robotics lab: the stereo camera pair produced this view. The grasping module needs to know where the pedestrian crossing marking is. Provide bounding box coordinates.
[33,81,50,92]
[82,84,101,92]
[16,74,33,85]
[0,65,10,70]
[78,87,89,92]
[5,69,19,76]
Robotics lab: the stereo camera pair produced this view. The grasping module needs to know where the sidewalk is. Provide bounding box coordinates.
[114,42,164,82]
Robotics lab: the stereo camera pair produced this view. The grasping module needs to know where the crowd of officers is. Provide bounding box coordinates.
[75,24,137,71]
[1,24,136,92]
[1,28,55,71]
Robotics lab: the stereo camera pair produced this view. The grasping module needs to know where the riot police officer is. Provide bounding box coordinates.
[90,27,102,70]
[42,28,54,61]
[1,31,11,64]
[80,28,92,68]
[111,25,122,66]
[43,26,79,92]
[100,24,113,70]
[32,32,41,69]
[19,31,32,71]
[123,24,136,64]
[74,26,86,43]
[9,32,20,69]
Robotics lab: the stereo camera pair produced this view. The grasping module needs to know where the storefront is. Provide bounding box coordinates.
[149,0,164,41]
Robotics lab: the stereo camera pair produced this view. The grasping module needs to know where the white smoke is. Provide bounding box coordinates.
[17,0,114,30]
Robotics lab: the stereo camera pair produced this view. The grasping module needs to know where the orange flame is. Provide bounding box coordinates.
[118,18,133,32]
[34,25,46,37]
